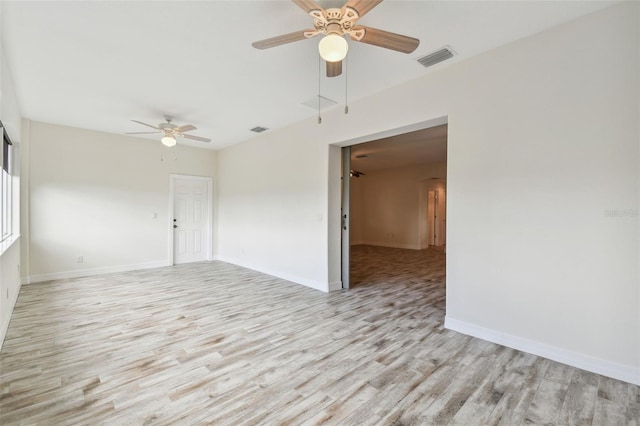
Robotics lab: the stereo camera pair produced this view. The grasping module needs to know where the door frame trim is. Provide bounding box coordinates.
[168,174,214,265]
[341,146,351,289]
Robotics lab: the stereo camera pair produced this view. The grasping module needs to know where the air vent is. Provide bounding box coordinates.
[250,126,268,133]
[417,46,454,69]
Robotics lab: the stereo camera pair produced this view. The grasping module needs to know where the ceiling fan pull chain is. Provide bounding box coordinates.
[317,54,322,124]
[344,56,349,115]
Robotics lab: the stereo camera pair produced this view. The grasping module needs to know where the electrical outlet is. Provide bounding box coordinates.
[77,256,84,263]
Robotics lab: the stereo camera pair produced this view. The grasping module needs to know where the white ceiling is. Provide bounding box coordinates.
[1,0,616,150]
[351,124,446,173]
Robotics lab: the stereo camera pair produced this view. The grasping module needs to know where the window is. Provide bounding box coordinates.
[1,121,13,242]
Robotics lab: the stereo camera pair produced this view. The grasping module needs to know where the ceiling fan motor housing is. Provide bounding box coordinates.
[309,7,360,38]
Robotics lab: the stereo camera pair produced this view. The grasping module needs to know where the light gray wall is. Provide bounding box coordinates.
[350,162,447,249]
[21,121,217,282]
[218,3,639,384]
[217,124,330,291]
[0,45,23,348]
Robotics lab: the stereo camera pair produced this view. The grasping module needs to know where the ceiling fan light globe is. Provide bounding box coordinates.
[161,135,177,147]
[319,34,348,62]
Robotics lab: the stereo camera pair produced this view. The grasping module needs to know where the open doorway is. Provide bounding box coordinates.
[341,124,448,289]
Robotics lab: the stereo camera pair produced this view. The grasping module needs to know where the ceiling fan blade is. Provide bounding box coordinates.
[252,30,313,50]
[345,0,383,18]
[131,120,160,130]
[351,26,420,53]
[292,0,323,14]
[125,131,161,135]
[182,134,211,143]
[326,60,342,78]
[176,124,196,133]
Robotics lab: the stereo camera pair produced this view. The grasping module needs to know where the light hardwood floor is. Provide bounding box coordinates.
[1,245,638,425]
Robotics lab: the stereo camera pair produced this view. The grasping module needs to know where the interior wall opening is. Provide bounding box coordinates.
[340,122,448,296]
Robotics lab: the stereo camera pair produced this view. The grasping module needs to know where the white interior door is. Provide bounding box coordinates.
[172,176,211,264]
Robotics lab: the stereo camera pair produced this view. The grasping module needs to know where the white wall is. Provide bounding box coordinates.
[22,121,217,282]
[350,162,447,249]
[217,3,639,384]
[217,124,330,291]
[0,39,23,348]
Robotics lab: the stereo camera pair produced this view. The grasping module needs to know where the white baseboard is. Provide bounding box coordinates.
[445,316,640,386]
[328,281,343,291]
[216,256,329,293]
[25,260,172,284]
[351,241,421,250]
[0,291,18,351]
[0,316,11,352]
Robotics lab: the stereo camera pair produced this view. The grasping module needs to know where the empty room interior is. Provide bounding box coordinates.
[347,125,447,290]
[0,1,638,424]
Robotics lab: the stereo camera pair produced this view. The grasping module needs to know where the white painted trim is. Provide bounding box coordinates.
[341,146,351,289]
[217,256,329,293]
[23,119,31,282]
[333,116,449,148]
[445,316,640,386]
[25,260,171,284]
[169,174,214,265]
[351,241,422,250]
[0,314,11,352]
[328,281,343,292]
[0,233,19,257]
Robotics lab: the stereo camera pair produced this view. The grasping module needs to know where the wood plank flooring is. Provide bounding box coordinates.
[1,245,638,425]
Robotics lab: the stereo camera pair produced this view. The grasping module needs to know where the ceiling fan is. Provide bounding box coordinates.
[126,116,211,147]
[252,0,420,78]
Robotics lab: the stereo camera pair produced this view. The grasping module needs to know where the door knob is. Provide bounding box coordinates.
[173,224,178,229]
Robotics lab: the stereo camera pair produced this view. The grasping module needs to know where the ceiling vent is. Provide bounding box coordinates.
[250,126,269,133]
[417,46,454,69]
